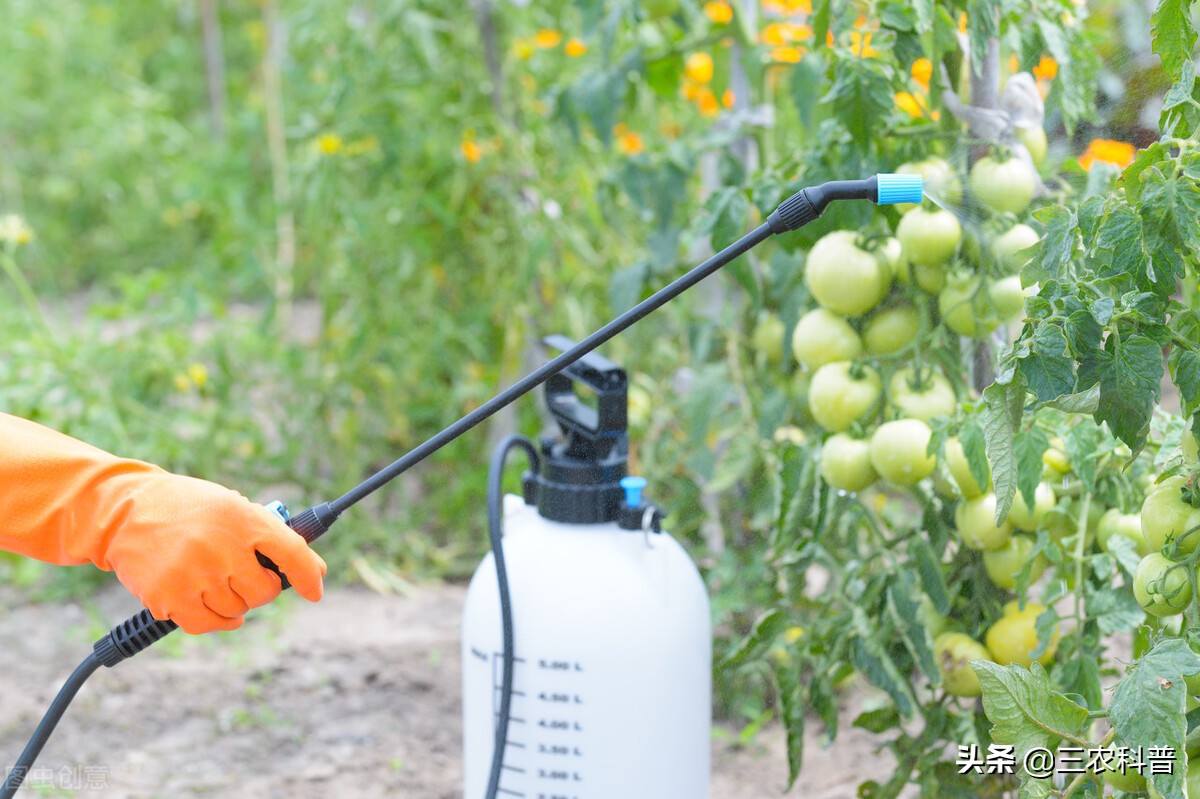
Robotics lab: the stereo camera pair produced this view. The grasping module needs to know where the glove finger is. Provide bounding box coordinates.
[254,526,327,603]
[170,604,245,635]
[202,584,250,619]
[230,567,283,609]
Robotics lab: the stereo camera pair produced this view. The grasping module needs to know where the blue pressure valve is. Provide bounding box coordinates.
[767,173,924,233]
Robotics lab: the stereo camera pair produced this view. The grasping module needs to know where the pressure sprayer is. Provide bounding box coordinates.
[0,173,921,799]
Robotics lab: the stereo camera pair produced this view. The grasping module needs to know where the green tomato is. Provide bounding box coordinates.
[1132,552,1193,617]
[982,534,1045,590]
[1043,440,1071,475]
[1014,126,1048,168]
[985,602,1058,667]
[969,155,1037,216]
[806,231,892,317]
[1008,483,1056,532]
[808,361,882,432]
[888,367,956,422]
[751,311,786,365]
[945,436,991,498]
[897,206,963,268]
[933,632,991,697]
[895,157,963,213]
[956,492,1014,551]
[819,433,877,493]
[791,307,863,370]
[863,305,921,356]
[988,275,1029,322]
[991,223,1040,273]
[938,274,1000,338]
[913,261,947,295]
[1099,762,1147,794]
[877,237,906,281]
[869,419,937,486]
[1142,475,1200,555]
[1097,509,1148,556]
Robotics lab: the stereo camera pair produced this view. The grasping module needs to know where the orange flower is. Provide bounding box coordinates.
[461,138,482,163]
[911,58,933,91]
[826,29,834,47]
[565,38,587,57]
[533,29,562,48]
[770,45,805,63]
[704,1,734,24]
[696,87,720,116]
[722,88,735,108]
[680,79,701,101]
[1078,138,1136,170]
[958,12,968,34]
[617,131,644,155]
[685,52,714,84]
[1007,53,1019,74]
[1032,55,1058,81]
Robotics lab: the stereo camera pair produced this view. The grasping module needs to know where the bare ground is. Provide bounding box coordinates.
[0,582,894,799]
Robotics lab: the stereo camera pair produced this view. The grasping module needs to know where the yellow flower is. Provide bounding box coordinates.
[345,136,380,156]
[770,45,805,63]
[762,0,812,14]
[685,52,714,84]
[895,91,939,120]
[533,29,562,49]
[1007,53,1020,74]
[696,86,720,116]
[173,374,191,393]
[461,138,483,163]
[761,21,811,45]
[704,1,733,24]
[681,79,700,101]
[958,12,968,34]
[722,88,735,108]
[187,363,209,390]
[315,133,343,156]
[911,58,933,91]
[0,214,34,246]
[849,30,877,58]
[513,38,534,60]
[565,38,587,57]
[784,626,805,644]
[1032,55,1058,81]
[1078,138,1136,170]
[617,131,644,155]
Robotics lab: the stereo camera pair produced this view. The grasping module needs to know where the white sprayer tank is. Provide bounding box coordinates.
[461,492,712,799]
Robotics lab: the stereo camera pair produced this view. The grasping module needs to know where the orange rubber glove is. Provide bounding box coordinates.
[0,413,326,634]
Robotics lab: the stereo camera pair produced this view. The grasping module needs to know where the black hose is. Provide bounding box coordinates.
[0,653,102,799]
[484,434,539,799]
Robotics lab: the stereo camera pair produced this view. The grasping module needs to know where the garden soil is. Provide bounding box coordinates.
[0,582,898,799]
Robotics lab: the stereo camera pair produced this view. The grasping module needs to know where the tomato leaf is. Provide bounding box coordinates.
[908,536,951,615]
[1093,333,1164,455]
[1014,428,1049,512]
[851,607,917,717]
[1169,348,1200,417]
[960,418,991,503]
[888,572,939,681]
[1017,324,1076,402]
[983,380,1025,523]
[974,661,1090,774]
[1084,583,1146,636]
[1109,639,1200,799]
[771,655,805,789]
[1151,0,1199,81]
[719,608,788,669]
[1025,205,1078,287]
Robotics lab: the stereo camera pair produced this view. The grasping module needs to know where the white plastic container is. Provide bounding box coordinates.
[462,494,712,799]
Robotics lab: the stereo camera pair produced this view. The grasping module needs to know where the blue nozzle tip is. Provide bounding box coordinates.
[620,476,648,508]
[876,173,924,206]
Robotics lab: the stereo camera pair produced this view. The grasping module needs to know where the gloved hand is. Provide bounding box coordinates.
[0,413,326,633]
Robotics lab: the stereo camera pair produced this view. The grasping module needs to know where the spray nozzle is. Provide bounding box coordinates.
[620,476,647,508]
[767,173,925,233]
